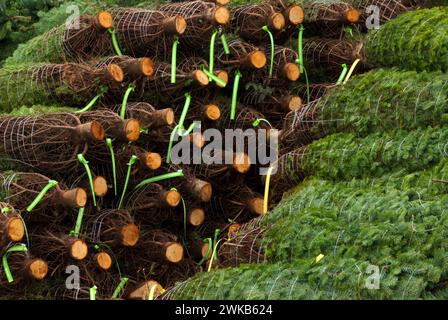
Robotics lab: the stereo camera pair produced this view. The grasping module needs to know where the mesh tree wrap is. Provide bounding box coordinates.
[0,113,95,172]
[349,0,422,25]
[242,86,302,126]
[216,39,266,73]
[289,126,448,182]
[250,45,300,87]
[123,183,181,225]
[282,68,448,147]
[167,170,448,299]
[110,7,181,60]
[230,3,286,42]
[0,171,83,221]
[5,13,114,65]
[289,82,336,101]
[302,37,364,75]
[159,0,228,50]
[0,63,122,111]
[364,7,448,72]
[217,217,267,268]
[142,61,209,101]
[298,0,360,36]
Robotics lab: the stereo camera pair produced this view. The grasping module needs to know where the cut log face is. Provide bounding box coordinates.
[247,51,267,69]
[201,242,211,258]
[268,12,286,31]
[203,104,221,121]
[193,70,210,87]
[27,259,48,281]
[190,179,213,202]
[144,152,162,171]
[284,96,302,112]
[189,132,206,149]
[162,109,175,126]
[189,208,205,227]
[283,63,300,81]
[248,197,266,216]
[70,240,89,261]
[163,16,187,35]
[93,176,108,197]
[232,153,252,174]
[121,224,140,247]
[164,190,182,208]
[214,6,230,25]
[215,70,229,88]
[95,252,113,271]
[128,280,164,300]
[107,64,125,83]
[76,121,106,142]
[346,8,360,23]
[285,5,304,26]
[57,188,88,209]
[7,217,25,242]
[215,0,230,5]
[96,11,114,29]
[165,242,184,263]
[140,58,155,77]
[124,119,141,142]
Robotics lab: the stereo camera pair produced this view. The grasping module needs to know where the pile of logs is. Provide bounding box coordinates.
[0,0,422,300]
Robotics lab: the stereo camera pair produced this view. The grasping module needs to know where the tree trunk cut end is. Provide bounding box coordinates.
[124,119,141,142]
[189,132,206,148]
[268,12,286,31]
[95,251,113,271]
[247,50,267,69]
[96,11,114,30]
[201,242,211,258]
[27,259,48,281]
[163,189,182,208]
[215,70,229,88]
[70,240,89,261]
[283,63,300,81]
[121,224,140,247]
[248,197,266,215]
[160,108,175,126]
[345,8,360,23]
[191,179,213,202]
[140,57,155,77]
[7,217,25,242]
[285,5,304,26]
[165,242,184,263]
[57,188,88,209]
[164,16,187,35]
[144,152,162,171]
[128,280,164,300]
[193,70,210,87]
[203,104,221,121]
[107,64,125,83]
[216,0,230,5]
[76,121,106,142]
[189,208,205,227]
[283,96,302,112]
[233,152,251,174]
[93,176,108,197]
[214,6,230,25]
